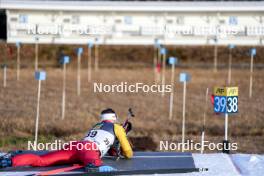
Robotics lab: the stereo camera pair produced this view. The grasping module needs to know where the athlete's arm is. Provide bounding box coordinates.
[114,124,133,159]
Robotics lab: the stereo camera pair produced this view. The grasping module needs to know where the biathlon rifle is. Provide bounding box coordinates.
[114,108,135,160]
[123,108,134,133]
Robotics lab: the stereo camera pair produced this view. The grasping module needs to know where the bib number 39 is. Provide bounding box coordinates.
[214,96,238,113]
[87,130,98,138]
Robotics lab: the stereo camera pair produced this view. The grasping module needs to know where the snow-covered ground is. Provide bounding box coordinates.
[158,153,264,176]
[1,153,264,176]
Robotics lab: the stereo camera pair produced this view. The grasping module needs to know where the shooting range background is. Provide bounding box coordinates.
[0,43,264,153]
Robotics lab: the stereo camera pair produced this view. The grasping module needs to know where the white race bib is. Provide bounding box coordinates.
[83,129,115,157]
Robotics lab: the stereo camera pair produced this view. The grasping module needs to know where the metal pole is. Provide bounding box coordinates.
[162,52,166,96]
[201,130,205,154]
[62,63,66,120]
[224,113,228,141]
[223,103,230,153]
[153,46,157,84]
[95,44,99,72]
[249,54,254,98]
[17,46,20,81]
[88,47,92,82]
[3,66,7,88]
[34,80,41,144]
[182,81,186,152]
[201,88,209,154]
[77,54,81,96]
[157,48,161,83]
[228,48,232,85]
[203,88,209,131]
[214,44,218,73]
[35,42,39,71]
[169,63,175,120]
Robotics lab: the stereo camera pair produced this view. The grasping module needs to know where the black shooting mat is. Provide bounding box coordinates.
[104,152,196,170]
[0,151,198,175]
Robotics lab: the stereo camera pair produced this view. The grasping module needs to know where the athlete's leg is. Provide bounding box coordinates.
[76,141,102,166]
[12,149,78,167]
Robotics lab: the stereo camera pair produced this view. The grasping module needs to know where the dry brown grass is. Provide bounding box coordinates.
[1,44,264,70]
[0,67,263,153]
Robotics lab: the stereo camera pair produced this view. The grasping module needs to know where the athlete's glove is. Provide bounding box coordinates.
[85,164,116,173]
[0,154,12,168]
[123,121,132,134]
[108,146,118,156]
[86,164,116,172]
[99,165,116,172]
[108,140,121,157]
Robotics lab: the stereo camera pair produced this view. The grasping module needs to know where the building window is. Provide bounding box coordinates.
[206,16,210,23]
[72,15,80,24]
[124,16,132,25]
[63,18,70,23]
[229,16,238,25]
[10,17,18,22]
[115,19,122,24]
[154,17,158,23]
[219,19,225,24]
[167,19,174,24]
[176,16,184,25]
[19,14,28,23]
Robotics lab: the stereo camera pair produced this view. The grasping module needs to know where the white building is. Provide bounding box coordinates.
[1,0,264,45]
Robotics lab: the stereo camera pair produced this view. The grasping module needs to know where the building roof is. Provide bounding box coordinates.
[1,0,264,12]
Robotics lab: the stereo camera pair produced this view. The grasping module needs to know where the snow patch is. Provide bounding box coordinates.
[231,154,264,176]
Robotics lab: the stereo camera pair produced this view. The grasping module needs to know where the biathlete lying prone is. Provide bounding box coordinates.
[0,108,133,172]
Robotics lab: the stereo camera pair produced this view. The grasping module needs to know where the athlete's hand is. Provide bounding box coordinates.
[108,147,118,156]
[123,122,132,134]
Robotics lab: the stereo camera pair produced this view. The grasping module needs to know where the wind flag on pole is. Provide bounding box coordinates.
[60,56,70,120]
[76,47,83,96]
[179,72,191,152]
[168,56,178,120]
[34,71,46,145]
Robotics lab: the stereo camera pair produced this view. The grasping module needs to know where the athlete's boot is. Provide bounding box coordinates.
[0,154,12,168]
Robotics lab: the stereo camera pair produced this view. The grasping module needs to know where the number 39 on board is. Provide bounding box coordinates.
[214,87,238,114]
